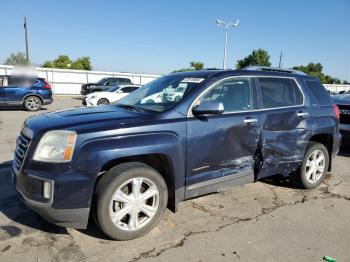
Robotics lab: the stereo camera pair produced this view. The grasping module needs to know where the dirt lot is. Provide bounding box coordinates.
[0,96,350,262]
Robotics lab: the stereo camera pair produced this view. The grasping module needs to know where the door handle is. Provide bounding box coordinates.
[297,112,309,117]
[244,118,259,124]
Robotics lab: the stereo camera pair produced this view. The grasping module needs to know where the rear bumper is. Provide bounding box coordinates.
[333,132,342,157]
[43,98,53,105]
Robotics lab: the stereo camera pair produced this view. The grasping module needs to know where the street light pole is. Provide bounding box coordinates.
[24,17,30,63]
[216,19,239,69]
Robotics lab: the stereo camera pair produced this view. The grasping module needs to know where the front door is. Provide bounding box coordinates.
[185,76,260,198]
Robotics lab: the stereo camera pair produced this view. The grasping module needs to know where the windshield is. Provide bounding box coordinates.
[97,77,109,85]
[116,75,206,112]
[108,86,120,92]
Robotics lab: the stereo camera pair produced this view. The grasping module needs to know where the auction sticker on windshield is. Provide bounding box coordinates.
[181,78,205,83]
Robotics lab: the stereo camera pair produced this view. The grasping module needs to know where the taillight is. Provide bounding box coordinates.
[43,81,51,89]
[333,104,340,119]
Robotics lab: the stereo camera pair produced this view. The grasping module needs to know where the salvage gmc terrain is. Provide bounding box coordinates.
[13,67,341,240]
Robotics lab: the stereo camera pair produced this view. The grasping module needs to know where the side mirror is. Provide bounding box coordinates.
[192,101,224,115]
[117,89,123,93]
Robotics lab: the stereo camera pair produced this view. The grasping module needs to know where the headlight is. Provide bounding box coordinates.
[33,130,77,162]
[89,95,97,99]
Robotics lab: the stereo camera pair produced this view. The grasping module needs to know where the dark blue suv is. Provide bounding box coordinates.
[13,67,341,240]
[0,75,53,111]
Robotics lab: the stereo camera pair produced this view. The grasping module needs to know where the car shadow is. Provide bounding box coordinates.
[71,97,84,101]
[0,107,48,111]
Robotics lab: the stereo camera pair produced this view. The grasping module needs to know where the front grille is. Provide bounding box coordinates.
[13,133,31,171]
[338,104,350,124]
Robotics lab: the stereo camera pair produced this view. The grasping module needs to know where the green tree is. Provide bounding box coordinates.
[293,63,342,84]
[42,55,92,70]
[236,49,271,69]
[172,61,205,73]
[71,56,92,70]
[4,52,28,65]
[189,61,204,70]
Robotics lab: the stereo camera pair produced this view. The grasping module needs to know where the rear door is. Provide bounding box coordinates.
[256,76,307,178]
[185,76,260,197]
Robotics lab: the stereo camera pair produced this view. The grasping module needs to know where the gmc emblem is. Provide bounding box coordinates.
[340,109,350,115]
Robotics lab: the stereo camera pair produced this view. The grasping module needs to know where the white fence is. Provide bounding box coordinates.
[1,64,349,95]
[0,65,161,95]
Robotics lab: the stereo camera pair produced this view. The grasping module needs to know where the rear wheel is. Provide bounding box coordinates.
[95,162,168,240]
[97,98,110,105]
[24,96,42,111]
[291,142,329,189]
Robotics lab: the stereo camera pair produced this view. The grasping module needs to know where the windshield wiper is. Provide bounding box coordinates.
[117,104,140,111]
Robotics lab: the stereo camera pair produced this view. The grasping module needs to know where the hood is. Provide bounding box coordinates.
[332,94,350,105]
[24,105,151,137]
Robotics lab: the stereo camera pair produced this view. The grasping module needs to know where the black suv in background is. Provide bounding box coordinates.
[80,77,133,95]
[332,90,350,141]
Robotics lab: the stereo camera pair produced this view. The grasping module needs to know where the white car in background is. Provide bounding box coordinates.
[141,84,187,104]
[83,85,140,106]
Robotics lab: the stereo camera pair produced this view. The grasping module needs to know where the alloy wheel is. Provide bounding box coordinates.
[109,177,160,231]
[305,149,325,183]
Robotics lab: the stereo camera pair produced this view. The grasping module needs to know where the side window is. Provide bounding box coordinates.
[258,77,303,108]
[119,78,131,85]
[305,80,332,106]
[120,86,133,93]
[199,77,254,112]
[107,78,117,85]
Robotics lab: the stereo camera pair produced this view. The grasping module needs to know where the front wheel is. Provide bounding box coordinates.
[291,142,329,189]
[97,98,110,105]
[95,162,168,240]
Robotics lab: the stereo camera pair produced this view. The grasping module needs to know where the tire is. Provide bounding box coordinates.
[97,98,110,105]
[95,162,168,240]
[291,142,329,189]
[24,96,42,111]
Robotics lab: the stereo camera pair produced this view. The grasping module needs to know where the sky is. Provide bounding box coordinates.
[0,0,349,81]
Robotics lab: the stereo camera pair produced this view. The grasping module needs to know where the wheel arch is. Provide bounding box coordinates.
[97,153,177,212]
[308,133,333,171]
[23,93,44,104]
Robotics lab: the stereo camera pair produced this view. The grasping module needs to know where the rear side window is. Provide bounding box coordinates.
[119,78,132,84]
[258,77,303,108]
[305,80,332,105]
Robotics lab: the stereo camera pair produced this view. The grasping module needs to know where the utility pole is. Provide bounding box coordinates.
[24,17,30,63]
[278,52,283,68]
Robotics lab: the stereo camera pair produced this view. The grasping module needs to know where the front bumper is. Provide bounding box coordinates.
[13,166,97,229]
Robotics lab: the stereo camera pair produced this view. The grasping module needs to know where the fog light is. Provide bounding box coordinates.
[43,181,52,199]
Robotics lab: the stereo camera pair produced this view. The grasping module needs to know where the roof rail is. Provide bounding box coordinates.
[242,66,307,76]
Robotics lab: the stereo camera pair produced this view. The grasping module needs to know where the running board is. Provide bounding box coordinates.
[184,170,254,199]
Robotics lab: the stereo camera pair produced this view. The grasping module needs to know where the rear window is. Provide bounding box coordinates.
[305,80,332,106]
[258,77,303,108]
